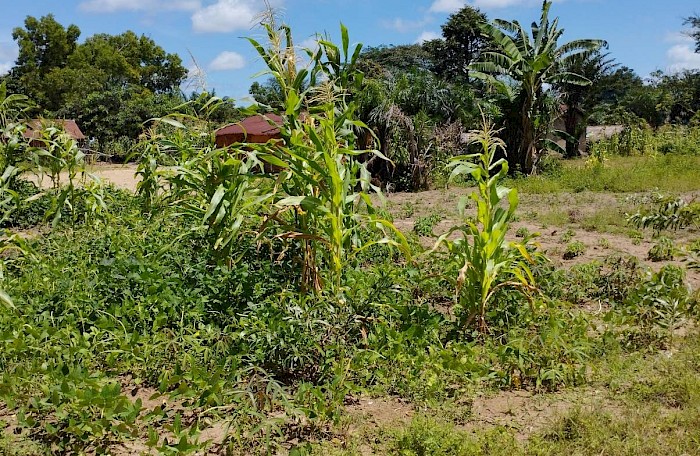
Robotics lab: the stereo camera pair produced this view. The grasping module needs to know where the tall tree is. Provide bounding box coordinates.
[249,77,286,110]
[6,15,80,106]
[471,1,604,173]
[423,5,490,82]
[5,15,187,146]
[359,44,433,74]
[685,14,700,53]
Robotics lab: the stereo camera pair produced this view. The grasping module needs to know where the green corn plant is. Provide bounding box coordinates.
[250,15,409,292]
[433,120,540,333]
[138,105,280,263]
[27,125,105,226]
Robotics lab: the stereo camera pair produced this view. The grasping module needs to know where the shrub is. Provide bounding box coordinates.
[413,214,442,237]
[647,236,675,262]
[563,241,586,260]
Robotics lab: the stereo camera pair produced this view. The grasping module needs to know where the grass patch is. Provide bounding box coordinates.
[511,155,700,194]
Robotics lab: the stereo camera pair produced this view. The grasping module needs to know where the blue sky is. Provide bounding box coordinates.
[1,0,699,104]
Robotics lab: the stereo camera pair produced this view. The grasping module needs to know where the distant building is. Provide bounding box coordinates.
[215,114,283,147]
[24,119,86,147]
[586,125,625,142]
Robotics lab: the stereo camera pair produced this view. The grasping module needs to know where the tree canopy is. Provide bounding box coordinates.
[685,14,700,53]
[2,15,188,149]
[471,0,604,173]
[423,5,491,82]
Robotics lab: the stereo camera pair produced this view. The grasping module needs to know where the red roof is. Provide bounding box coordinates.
[25,119,86,140]
[216,114,284,139]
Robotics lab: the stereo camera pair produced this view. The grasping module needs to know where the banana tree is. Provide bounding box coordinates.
[470,0,604,173]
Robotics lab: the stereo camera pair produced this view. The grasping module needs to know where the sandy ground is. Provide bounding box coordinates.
[90,163,141,192]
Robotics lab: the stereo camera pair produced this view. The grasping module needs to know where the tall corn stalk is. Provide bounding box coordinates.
[434,120,539,333]
[135,99,278,263]
[28,125,106,226]
[249,15,408,292]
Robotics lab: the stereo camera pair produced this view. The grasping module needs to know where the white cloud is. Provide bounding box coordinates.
[80,0,200,13]
[429,0,544,13]
[191,0,262,33]
[0,62,12,76]
[0,41,18,75]
[383,17,431,33]
[429,0,464,13]
[415,31,441,44]
[209,51,246,70]
[667,43,700,73]
[299,37,320,52]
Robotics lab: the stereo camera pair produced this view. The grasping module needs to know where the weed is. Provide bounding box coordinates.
[563,241,586,260]
[413,214,442,237]
[627,195,700,233]
[560,229,576,243]
[647,236,675,262]
[401,202,415,219]
[515,227,530,238]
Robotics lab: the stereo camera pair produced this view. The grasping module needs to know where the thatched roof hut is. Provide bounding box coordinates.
[215,114,283,147]
[24,119,86,145]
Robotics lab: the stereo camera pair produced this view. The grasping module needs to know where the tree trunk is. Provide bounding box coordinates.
[564,107,582,158]
[519,108,537,174]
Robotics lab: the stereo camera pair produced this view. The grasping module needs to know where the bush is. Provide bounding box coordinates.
[563,241,586,260]
[413,214,442,237]
[647,236,675,261]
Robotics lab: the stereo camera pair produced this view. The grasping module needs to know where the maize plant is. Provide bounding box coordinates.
[27,125,106,226]
[250,15,408,292]
[137,109,279,263]
[433,121,540,333]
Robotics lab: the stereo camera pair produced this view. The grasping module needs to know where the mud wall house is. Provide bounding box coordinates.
[215,114,285,172]
[549,107,587,155]
[24,119,86,148]
[215,114,284,147]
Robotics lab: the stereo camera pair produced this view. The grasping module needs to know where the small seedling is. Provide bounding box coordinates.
[515,227,530,238]
[413,214,442,237]
[647,236,675,262]
[561,229,576,243]
[402,202,415,219]
[563,241,586,260]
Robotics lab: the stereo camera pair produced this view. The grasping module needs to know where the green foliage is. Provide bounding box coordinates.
[471,0,604,173]
[136,113,275,261]
[560,229,576,243]
[248,16,409,291]
[563,241,586,260]
[422,5,491,82]
[515,227,530,238]
[390,417,518,455]
[434,121,538,332]
[413,214,442,236]
[611,265,694,347]
[591,124,700,157]
[511,154,700,194]
[627,195,700,233]
[647,236,675,262]
[6,14,187,146]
